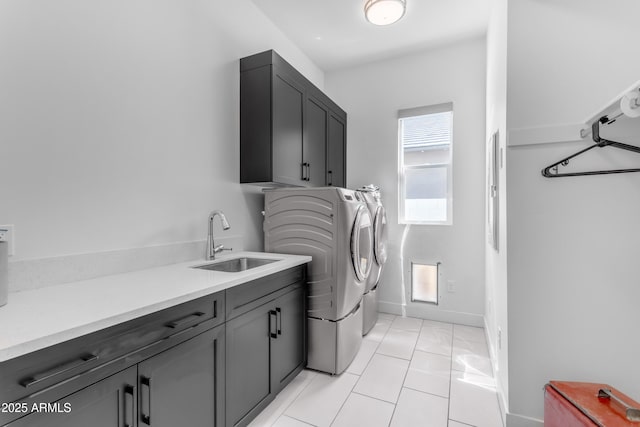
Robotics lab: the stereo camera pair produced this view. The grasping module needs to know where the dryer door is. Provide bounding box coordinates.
[373,205,388,266]
[351,205,373,282]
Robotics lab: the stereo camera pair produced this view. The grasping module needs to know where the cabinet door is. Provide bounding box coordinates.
[137,325,225,427]
[271,285,306,392]
[6,366,137,427]
[272,70,305,186]
[304,96,328,187]
[327,113,346,187]
[225,302,273,427]
[240,64,272,183]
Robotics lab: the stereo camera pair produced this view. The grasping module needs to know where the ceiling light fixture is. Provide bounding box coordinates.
[364,0,406,26]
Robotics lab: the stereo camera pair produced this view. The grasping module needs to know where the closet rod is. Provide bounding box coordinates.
[580,83,640,138]
[580,110,624,138]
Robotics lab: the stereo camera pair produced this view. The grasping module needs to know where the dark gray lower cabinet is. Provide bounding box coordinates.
[5,328,225,427]
[138,325,225,427]
[225,301,273,426]
[226,284,305,427]
[272,286,305,389]
[3,267,307,427]
[6,366,137,427]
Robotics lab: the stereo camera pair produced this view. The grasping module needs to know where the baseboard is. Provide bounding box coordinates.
[506,413,543,427]
[482,316,542,427]
[378,301,404,316]
[378,301,484,327]
[484,317,508,427]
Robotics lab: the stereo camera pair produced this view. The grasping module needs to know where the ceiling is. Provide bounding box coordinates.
[251,0,490,71]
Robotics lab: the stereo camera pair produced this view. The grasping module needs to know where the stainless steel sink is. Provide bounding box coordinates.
[192,257,278,272]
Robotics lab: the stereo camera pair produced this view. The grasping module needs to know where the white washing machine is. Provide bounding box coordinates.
[263,187,373,374]
[358,185,388,335]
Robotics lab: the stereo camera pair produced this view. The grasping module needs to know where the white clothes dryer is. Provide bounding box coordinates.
[264,187,374,374]
[358,185,388,335]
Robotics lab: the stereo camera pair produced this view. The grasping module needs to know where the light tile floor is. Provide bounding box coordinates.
[248,313,504,427]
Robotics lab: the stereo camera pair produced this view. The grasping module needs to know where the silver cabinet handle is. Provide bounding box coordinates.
[598,388,640,421]
[165,311,205,329]
[20,354,99,388]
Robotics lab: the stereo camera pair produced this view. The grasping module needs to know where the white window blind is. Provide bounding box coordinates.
[398,103,453,224]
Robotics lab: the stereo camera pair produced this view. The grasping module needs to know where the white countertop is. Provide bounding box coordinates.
[0,251,311,362]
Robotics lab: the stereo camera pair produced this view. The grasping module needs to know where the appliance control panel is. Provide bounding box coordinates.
[338,188,357,202]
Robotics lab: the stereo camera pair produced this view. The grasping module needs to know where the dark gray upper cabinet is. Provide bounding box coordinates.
[328,113,346,188]
[305,95,328,187]
[272,70,305,185]
[240,50,347,187]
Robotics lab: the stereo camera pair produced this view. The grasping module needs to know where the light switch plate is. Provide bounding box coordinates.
[0,225,15,256]
[447,280,456,293]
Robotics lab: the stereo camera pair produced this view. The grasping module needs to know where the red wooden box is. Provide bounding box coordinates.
[545,381,640,426]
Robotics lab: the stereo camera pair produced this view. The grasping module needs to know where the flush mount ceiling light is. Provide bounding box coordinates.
[364,0,406,26]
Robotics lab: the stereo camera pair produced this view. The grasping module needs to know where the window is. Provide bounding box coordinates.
[398,103,453,225]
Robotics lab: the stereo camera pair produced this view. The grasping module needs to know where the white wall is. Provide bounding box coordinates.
[484,0,509,422]
[505,0,640,423]
[0,0,323,283]
[326,38,487,325]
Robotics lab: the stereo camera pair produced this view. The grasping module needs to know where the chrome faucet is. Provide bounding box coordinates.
[207,210,231,260]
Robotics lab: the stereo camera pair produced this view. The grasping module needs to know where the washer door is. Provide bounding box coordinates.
[351,205,373,282]
[373,205,388,266]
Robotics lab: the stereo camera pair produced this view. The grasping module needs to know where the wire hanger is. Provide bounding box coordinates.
[541,117,640,178]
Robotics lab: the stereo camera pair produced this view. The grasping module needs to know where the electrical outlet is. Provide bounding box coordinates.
[498,327,502,350]
[0,225,15,256]
[447,280,455,293]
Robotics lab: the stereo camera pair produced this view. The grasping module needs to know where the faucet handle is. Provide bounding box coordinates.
[213,244,233,254]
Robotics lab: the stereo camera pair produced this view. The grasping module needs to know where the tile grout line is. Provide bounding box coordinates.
[271,373,320,427]
[284,414,319,427]
[385,318,422,427]
[351,389,399,406]
[362,314,398,427]
[384,317,407,427]
[359,324,385,368]
[275,317,494,427]
[413,348,453,359]
[328,315,396,427]
[449,419,476,427]
[402,384,449,400]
